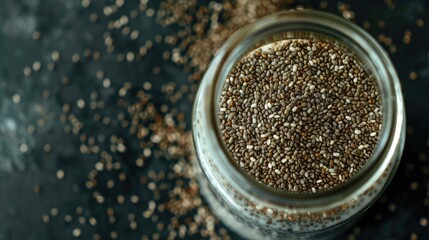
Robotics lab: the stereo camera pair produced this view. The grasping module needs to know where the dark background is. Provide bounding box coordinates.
[0,0,428,239]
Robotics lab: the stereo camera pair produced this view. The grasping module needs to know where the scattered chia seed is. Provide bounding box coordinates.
[219,39,382,192]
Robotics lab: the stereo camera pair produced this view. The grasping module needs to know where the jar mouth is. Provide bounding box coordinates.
[206,10,404,206]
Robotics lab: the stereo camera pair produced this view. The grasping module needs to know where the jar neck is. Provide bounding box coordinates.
[205,10,404,207]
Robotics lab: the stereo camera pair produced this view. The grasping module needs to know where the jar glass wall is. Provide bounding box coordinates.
[192,10,405,239]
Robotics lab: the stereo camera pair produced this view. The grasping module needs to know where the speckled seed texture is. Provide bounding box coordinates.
[219,39,382,193]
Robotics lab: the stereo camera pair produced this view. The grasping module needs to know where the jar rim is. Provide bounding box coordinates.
[200,10,405,207]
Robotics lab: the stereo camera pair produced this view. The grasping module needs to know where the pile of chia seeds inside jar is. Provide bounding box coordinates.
[219,39,382,193]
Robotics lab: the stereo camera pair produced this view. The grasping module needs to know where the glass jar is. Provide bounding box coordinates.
[192,10,405,239]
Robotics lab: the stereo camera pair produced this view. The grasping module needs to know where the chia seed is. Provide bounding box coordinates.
[218,39,382,193]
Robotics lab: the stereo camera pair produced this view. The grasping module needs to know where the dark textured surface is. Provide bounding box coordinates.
[0,0,428,239]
